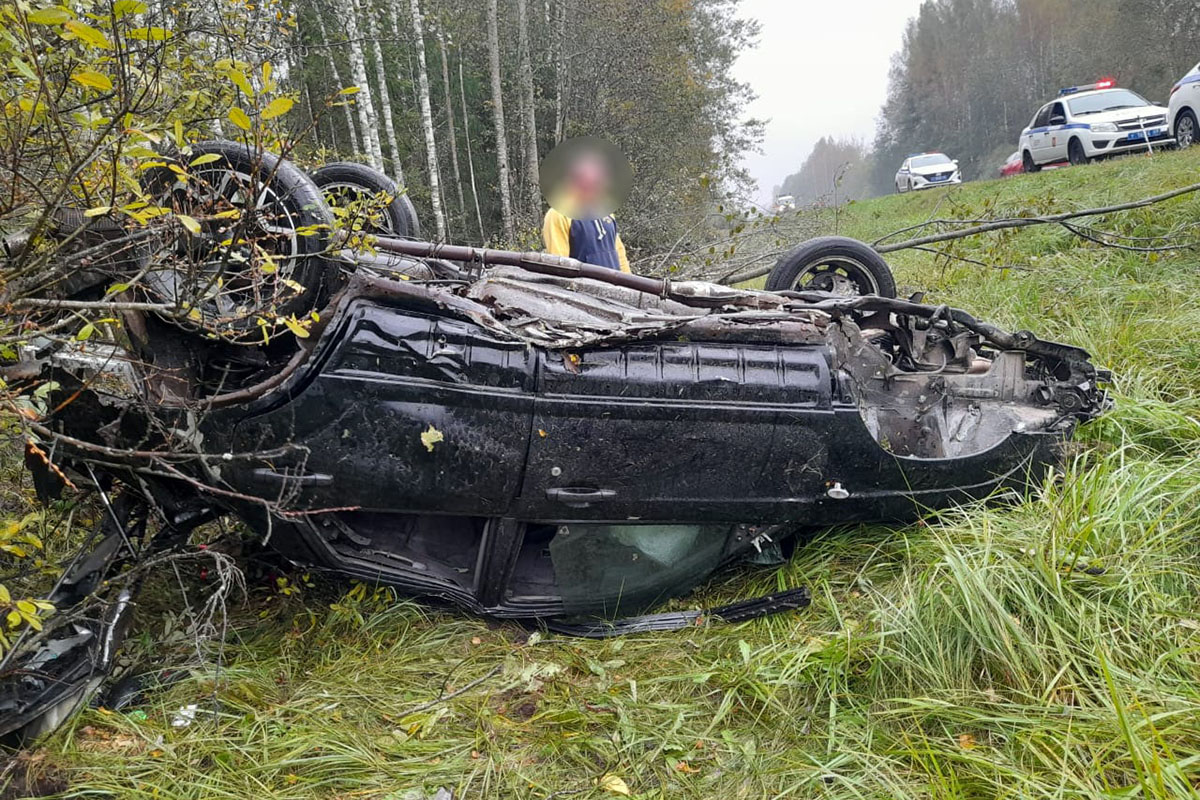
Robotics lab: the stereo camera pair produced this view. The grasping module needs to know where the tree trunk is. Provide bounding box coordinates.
[436,30,467,231]
[515,0,541,216]
[316,8,361,154]
[459,55,486,241]
[408,0,446,240]
[486,0,514,241]
[370,5,405,186]
[342,0,384,168]
[553,0,567,143]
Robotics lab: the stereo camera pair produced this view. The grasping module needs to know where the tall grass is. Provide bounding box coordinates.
[18,148,1200,799]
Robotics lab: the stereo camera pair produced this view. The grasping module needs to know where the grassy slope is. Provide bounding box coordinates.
[30,149,1200,799]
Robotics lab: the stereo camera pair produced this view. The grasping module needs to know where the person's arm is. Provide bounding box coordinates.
[615,234,631,274]
[542,208,571,257]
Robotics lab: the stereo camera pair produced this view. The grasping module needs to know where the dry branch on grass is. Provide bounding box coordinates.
[722,179,1200,285]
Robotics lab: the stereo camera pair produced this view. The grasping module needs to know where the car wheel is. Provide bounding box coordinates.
[1177,110,1197,149]
[765,236,897,298]
[1022,151,1041,173]
[141,140,336,340]
[1067,138,1089,166]
[311,162,421,238]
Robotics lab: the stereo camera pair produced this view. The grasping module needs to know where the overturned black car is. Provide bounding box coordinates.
[0,142,1108,742]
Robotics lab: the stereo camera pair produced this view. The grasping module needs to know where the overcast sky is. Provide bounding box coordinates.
[732,0,926,204]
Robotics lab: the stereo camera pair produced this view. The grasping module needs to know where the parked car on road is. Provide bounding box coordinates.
[1019,81,1171,171]
[1168,62,1200,149]
[999,151,1024,177]
[894,153,962,192]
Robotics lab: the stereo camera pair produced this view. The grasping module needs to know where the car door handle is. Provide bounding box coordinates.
[251,468,334,487]
[545,487,616,508]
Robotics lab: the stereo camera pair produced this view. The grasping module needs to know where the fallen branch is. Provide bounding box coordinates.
[722,179,1200,285]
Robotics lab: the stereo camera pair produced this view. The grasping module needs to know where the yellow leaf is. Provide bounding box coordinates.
[261,97,294,120]
[5,611,20,629]
[16,600,37,615]
[0,584,9,603]
[228,69,254,96]
[957,733,977,750]
[112,0,148,18]
[189,153,222,166]
[282,316,310,338]
[420,425,444,453]
[176,214,201,235]
[173,118,184,148]
[64,19,113,49]
[83,205,111,217]
[339,86,361,95]
[598,775,631,796]
[72,69,112,91]
[27,6,72,24]
[228,107,251,131]
[126,26,168,40]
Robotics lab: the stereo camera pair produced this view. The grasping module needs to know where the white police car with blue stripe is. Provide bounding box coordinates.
[1019,80,1171,171]
[1168,63,1200,149]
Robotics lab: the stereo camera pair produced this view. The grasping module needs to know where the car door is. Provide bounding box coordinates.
[896,158,910,190]
[1029,104,1052,162]
[517,340,836,523]
[1044,102,1069,162]
[222,298,536,516]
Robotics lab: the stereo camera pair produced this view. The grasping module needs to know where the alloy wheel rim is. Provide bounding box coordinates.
[793,256,881,297]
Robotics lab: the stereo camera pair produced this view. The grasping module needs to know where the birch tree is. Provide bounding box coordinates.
[486,0,514,241]
[553,0,567,143]
[316,8,362,154]
[437,29,467,231]
[408,0,445,239]
[370,4,405,185]
[515,0,541,217]
[459,56,486,241]
[342,0,384,169]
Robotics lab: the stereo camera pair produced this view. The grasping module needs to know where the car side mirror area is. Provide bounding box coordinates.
[1049,115,1066,126]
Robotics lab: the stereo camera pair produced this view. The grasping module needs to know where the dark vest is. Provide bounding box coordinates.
[568,215,621,270]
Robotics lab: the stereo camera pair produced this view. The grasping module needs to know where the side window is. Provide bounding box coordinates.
[1049,102,1066,124]
[1033,105,1051,128]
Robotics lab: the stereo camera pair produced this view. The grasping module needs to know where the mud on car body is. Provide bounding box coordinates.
[0,142,1109,744]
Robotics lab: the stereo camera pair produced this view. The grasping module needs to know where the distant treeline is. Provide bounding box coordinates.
[778,0,1200,204]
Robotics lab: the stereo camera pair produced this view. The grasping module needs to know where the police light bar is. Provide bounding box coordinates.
[1059,79,1116,96]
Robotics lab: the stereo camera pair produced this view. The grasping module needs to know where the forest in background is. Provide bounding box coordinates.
[287,0,761,257]
[777,0,1200,205]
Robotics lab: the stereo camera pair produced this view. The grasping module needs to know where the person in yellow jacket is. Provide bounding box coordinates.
[541,146,632,274]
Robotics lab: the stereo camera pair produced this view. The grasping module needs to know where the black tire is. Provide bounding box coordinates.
[765,236,897,298]
[1022,150,1041,173]
[1067,138,1089,166]
[142,140,336,338]
[311,162,421,238]
[1176,109,1197,149]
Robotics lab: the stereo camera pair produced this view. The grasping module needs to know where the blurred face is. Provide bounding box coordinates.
[541,137,632,219]
[564,154,610,213]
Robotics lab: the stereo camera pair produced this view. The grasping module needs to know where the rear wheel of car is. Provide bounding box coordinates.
[1067,138,1089,166]
[1176,109,1197,149]
[311,162,421,238]
[765,236,897,298]
[142,140,336,340]
[1022,151,1040,173]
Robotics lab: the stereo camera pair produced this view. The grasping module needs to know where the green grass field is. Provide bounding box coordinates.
[12,148,1200,799]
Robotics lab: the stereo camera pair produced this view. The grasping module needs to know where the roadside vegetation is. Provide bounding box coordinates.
[2,148,1196,798]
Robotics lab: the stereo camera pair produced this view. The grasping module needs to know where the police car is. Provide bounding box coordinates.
[1168,62,1200,149]
[1019,80,1172,171]
[894,152,962,192]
